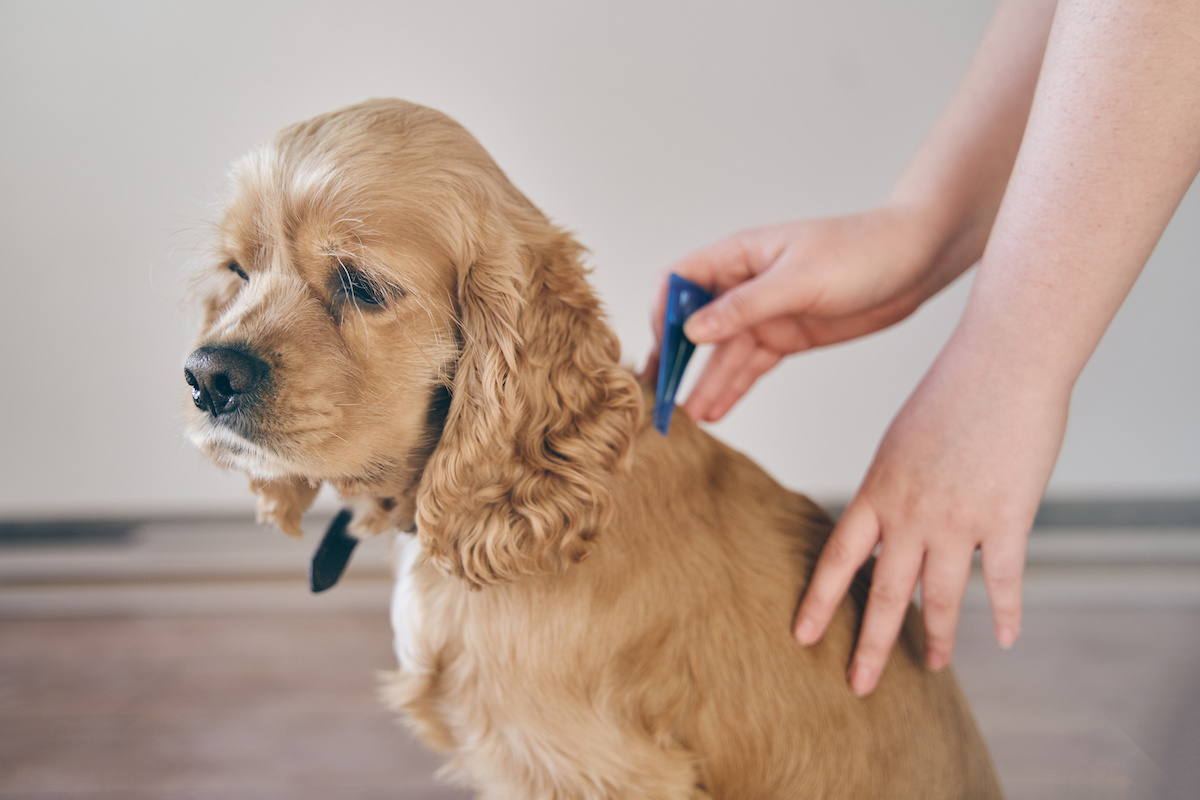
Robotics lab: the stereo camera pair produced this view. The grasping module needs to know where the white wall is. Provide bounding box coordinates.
[1,0,1196,518]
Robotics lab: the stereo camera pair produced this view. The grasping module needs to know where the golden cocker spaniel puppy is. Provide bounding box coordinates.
[184,99,1002,799]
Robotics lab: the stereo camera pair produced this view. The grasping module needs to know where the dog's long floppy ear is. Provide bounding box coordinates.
[416,212,643,588]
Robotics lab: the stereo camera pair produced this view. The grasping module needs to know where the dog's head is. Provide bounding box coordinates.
[184,99,642,586]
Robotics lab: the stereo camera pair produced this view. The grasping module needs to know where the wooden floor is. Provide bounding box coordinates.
[2,520,1199,799]
[0,612,463,800]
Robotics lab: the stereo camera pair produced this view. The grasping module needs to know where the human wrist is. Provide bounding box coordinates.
[887,175,994,274]
[868,193,989,313]
[941,290,1080,409]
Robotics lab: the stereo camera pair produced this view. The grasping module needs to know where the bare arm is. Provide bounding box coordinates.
[795,0,1200,695]
[967,0,1200,390]
[660,0,1059,421]
[883,0,1060,304]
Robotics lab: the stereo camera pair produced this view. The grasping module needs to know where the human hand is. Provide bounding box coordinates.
[792,329,1070,695]
[644,204,969,421]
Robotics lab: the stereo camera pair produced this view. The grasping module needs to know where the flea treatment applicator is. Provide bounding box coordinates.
[653,274,713,436]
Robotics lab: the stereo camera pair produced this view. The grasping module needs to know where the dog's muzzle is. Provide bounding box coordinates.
[184,345,269,417]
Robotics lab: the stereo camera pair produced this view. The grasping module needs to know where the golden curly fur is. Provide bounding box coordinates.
[184,99,1002,799]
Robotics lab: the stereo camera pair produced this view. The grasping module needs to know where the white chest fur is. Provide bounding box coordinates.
[389,532,426,673]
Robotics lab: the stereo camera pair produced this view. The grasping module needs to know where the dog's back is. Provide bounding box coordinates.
[388,392,1002,799]
[621,408,1001,797]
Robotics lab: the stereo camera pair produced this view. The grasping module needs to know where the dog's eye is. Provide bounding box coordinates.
[228,262,249,281]
[336,266,386,308]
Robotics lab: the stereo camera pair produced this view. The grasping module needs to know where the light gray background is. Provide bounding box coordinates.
[1,0,1196,518]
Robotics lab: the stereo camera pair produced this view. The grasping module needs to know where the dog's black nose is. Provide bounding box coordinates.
[184,346,268,417]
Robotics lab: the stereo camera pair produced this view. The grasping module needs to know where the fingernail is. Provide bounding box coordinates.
[926,652,949,671]
[684,314,716,342]
[849,664,873,697]
[997,627,1018,649]
[794,617,815,645]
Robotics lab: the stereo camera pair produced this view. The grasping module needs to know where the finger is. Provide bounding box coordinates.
[639,346,660,387]
[981,534,1028,649]
[794,499,881,646]
[648,269,671,346]
[848,538,924,697]
[701,346,782,421]
[642,269,673,385]
[680,334,757,421]
[919,544,974,671]
[683,267,806,345]
[667,236,759,294]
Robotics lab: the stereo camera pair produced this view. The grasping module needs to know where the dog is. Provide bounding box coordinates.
[183,99,1002,799]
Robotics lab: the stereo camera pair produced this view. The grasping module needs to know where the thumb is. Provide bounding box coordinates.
[683,271,802,344]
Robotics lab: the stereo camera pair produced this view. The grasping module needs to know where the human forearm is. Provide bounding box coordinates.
[955,0,1200,395]
[889,0,1059,291]
[795,0,1200,696]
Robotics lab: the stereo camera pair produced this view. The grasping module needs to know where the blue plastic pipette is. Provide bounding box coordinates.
[653,274,713,435]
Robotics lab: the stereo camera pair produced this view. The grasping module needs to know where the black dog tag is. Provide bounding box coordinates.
[309,508,358,593]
